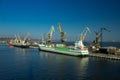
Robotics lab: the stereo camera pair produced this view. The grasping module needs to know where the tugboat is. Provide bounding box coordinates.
[38,23,90,56]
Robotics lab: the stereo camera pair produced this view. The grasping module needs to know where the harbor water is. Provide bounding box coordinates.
[0,42,120,80]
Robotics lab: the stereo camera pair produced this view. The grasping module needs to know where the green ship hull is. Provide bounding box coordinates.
[39,46,89,56]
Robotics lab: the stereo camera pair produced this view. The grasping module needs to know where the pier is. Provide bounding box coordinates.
[88,52,120,60]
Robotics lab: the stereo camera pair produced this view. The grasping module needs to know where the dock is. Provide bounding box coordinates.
[88,52,120,60]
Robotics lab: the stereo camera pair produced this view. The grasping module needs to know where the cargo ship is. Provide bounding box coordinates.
[38,42,89,56]
[7,33,30,48]
[38,23,90,56]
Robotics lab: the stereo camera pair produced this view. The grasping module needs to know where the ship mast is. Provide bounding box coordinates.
[58,23,66,44]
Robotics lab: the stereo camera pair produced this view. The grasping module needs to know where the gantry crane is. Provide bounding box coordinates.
[58,23,66,44]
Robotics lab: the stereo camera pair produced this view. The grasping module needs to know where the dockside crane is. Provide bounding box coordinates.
[80,27,91,41]
[93,27,110,49]
[100,28,110,46]
[47,26,55,44]
[75,27,90,49]
[58,23,66,44]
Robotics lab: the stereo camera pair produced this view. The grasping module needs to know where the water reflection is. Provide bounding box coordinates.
[1,46,120,80]
[15,48,28,54]
[38,51,89,80]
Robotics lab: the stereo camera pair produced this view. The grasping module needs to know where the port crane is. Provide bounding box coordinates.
[80,27,91,41]
[47,26,55,44]
[93,27,110,49]
[100,28,110,46]
[75,27,90,49]
[58,23,66,44]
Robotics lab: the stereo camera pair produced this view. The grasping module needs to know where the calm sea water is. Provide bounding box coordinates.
[0,42,120,80]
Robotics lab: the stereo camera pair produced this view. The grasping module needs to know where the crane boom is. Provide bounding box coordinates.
[17,34,21,43]
[57,23,66,44]
[47,26,55,43]
[100,27,110,46]
[23,32,30,42]
[14,34,19,43]
[75,27,90,50]
[58,23,62,32]
[93,27,110,49]
[14,34,17,40]
[80,27,90,41]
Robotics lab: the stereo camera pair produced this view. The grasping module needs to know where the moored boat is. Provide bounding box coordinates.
[12,42,30,48]
[38,23,90,56]
[39,43,89,56]
[7,33,30,48]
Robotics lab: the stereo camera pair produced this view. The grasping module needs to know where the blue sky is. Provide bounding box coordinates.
[0,0,120,42]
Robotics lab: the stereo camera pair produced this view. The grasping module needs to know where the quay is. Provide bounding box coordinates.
[88,52,120,60]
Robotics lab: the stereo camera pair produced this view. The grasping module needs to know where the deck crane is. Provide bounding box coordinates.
[17,34,22,43]
[23,32,30,43]
[47,26,55,44]
[75,27,90,49]
[13,34,18,43]
[58,23,66,44]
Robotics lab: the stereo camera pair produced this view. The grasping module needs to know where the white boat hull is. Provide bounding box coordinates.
[39,46,89,56]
